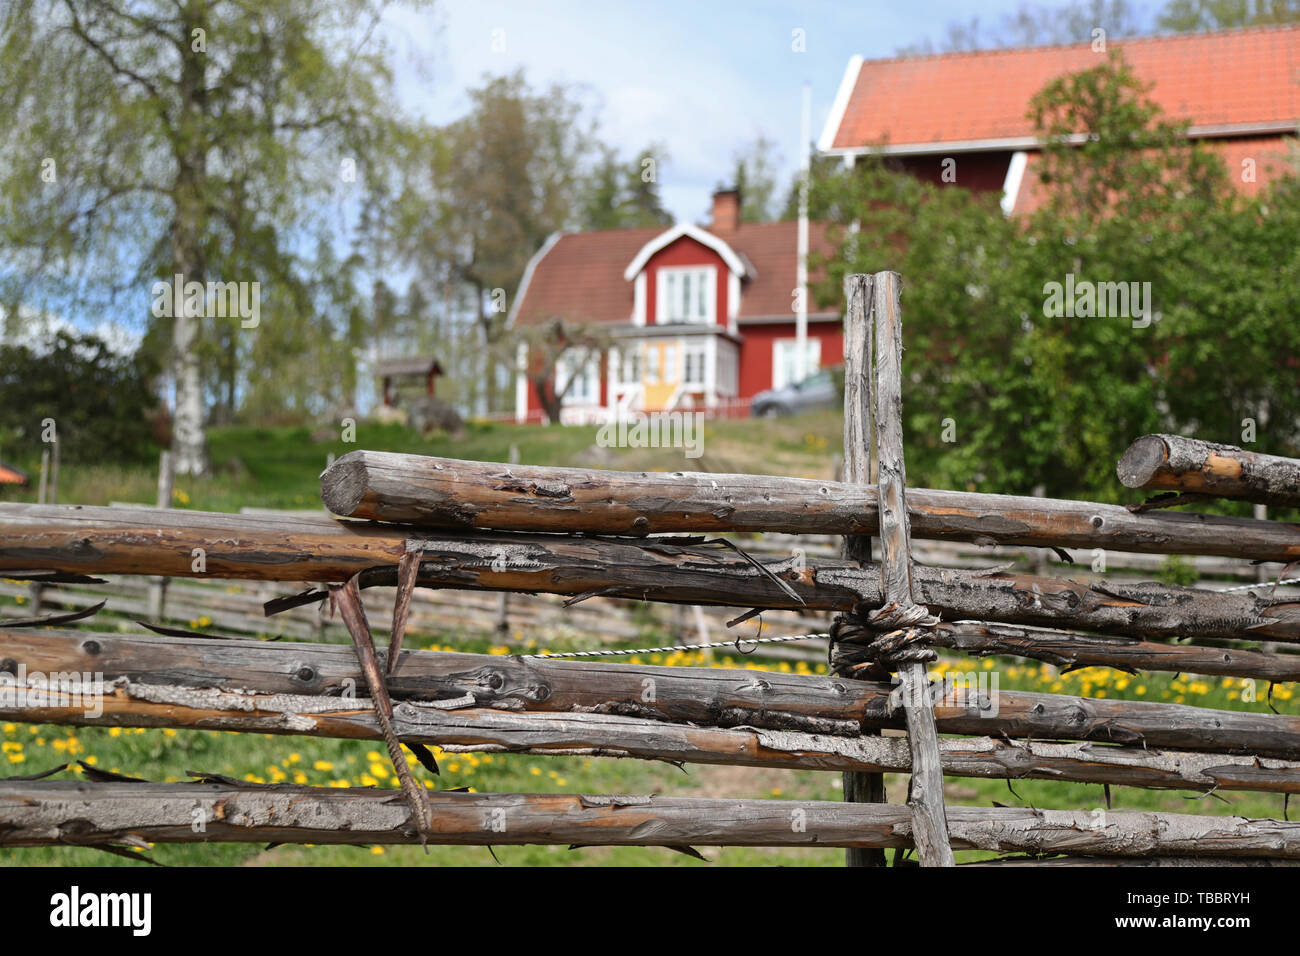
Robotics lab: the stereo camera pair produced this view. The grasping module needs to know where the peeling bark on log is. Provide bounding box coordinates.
[1119,434,1300,508]
[4,506,1299,643]
[837,272,887,867]
[2,780,1298,858]
[6,630,1300,758]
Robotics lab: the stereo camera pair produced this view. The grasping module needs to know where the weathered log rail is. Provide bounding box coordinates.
[318,454,1300,561]
[3,780,1298,859]
[5,507,1298,644]
[5,270,1300,867]
[7,628,1300,758]
[8,662,1300,795]
[1119,434,1300,508]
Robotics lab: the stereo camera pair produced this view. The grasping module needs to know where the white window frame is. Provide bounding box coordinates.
[772,338,822,390]
[557,350,599,405]
[682,342,708,388]
[620,346,641,383]
[655,266,717,324]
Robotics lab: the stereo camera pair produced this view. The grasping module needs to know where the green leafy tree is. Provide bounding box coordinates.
[0,330,159,466]
[729,135,782,223]
[0,0,422,473]
[580,145,673,230]
[810,55,1299,501]
[1157,0,1300,31]
[620,146,674,227]
[399,71,594,413]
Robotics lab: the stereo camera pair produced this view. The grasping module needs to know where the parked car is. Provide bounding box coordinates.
[750,367,840,418]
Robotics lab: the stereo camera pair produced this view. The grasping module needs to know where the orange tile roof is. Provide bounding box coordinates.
[831,25,1300,151]
[511,220,839,326]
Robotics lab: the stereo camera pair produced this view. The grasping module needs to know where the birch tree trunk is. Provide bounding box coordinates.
[168,5,210,477]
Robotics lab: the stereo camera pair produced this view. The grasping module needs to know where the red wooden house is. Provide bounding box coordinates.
[508,189,841,424]
[819,24,1300,213]
[511,25,1298,425]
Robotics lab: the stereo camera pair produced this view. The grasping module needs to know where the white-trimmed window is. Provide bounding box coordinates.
[772,339,821,390]
[683,344,707,387]
[615,346,641,384]
[716,339,739,396]
[646,346,661,383]
[656,266,716,324]
[558,351,599,405]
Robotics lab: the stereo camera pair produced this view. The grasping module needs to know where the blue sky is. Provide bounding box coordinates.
[379,0,1149,221]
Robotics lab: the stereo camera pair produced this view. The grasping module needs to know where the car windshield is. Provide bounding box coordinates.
[797,372,830,390]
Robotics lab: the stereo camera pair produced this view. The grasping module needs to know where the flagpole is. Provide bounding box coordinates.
[796,81,811,384]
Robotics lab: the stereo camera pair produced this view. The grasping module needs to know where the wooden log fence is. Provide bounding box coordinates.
[5,507,1299,644]
[3,271,1300,866]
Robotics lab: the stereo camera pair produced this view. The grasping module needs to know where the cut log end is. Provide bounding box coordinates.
[1117,435,1172,488]
[320,451,370,517]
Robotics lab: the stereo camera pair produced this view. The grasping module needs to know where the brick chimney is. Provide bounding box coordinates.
[710,188,741,233]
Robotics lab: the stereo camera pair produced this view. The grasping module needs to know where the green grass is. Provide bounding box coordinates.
[0,410,846,512]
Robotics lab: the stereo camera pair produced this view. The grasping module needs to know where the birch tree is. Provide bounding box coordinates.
[0,0,422,473]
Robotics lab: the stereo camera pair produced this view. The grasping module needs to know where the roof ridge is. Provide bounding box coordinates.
[855,22,1300,68]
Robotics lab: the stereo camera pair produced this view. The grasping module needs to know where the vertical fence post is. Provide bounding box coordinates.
[495,443,521,637]
[835,272,887,867]
[871,272,955,867]
[29,447,53,615]
[148,450,175,620]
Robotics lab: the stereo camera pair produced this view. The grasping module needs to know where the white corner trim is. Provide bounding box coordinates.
[1001,150,1029,217]
[633,272,647,326]
[514,342,528,422]
[727,271,740,333]
[818,54,863,153]
[506,231,563,329]
[623,223,748,281]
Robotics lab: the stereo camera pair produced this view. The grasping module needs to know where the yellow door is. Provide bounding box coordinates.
[642,341,680,411]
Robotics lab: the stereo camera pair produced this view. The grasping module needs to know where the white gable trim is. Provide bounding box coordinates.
[633,272,647,326]
[514,342,529,423]
[727,271,740,335]
[818,54,863,153]
[622,223,748,281]
[506,231,563,329]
